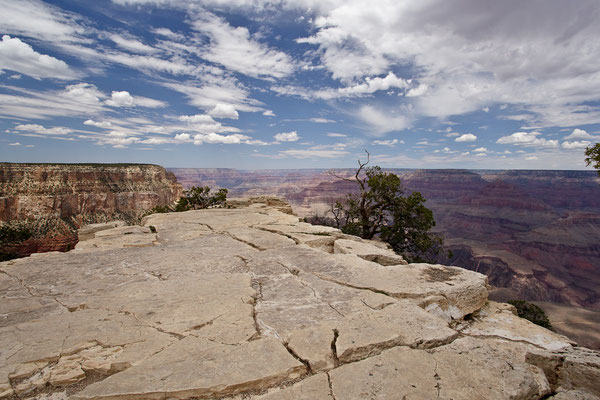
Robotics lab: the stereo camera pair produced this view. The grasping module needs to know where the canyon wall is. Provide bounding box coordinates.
[1,163,183,222]
[0,163,183,259]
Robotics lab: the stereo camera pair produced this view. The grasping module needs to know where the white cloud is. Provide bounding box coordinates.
[0,0,87,43]
[274,131,300,142]
[563,128,599,140]
[327,133,347,138]
[445,132,460,137]
[473,147,488,153]
[455,133,477,142]
[496,131,559,148]
[8,142,21,146]
[106,91,166,108]
[561,140,591,150]
[178,114,216,124]
[263,110,276,117]
[208,103,239,119]
[84,119,113,128]
[310,117,336,123]
[190,11,294,79]
[373,139,402,147]
[174,133,192,142]
[292,0,600,126]
[106,91,134,107]
[0,35,78,80]
[164,80,263,113]
[279,148,349,159]
[193,133,252,145]
[14,124,72,135]
[405,84,428,97]
[108,33,158,54]
[357,105,411,136]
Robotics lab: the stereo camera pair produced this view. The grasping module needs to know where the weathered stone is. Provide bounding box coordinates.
[248,373,334,399]
[463,301,574,351]
[550,390,600,399]
[330,338,551,400]
[527,346,600,397]
[1,198,598,400]
[74,337,306,400]
[333,238,407,265]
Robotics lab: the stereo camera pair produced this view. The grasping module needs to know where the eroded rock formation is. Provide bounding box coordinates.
[0,198,598,399]
[0,163,183,222]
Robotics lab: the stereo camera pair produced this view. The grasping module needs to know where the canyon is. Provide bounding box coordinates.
[0,163,182,259]
[1,198,598,399]
[170,168,600,348]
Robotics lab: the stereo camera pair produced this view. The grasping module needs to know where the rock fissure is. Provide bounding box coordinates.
[254,226,301,245]
[283,342,314,375]
[0,269,37,298]
[331,329,340,368]
[326,372,338,400]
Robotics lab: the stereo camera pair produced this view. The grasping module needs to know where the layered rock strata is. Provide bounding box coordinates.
[0,163,183,222]
[0,198,598,399]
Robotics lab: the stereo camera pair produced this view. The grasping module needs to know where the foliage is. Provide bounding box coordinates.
[508,300,553,330]
[0,224,32,245]
[328,152,443,263]
[142,205,172,217]
[585,143,600,175]
[175,186,228,212]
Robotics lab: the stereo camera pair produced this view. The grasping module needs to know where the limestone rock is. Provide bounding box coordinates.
[333,238,408,265]
[1,198,598,400]
[462,301,574,351]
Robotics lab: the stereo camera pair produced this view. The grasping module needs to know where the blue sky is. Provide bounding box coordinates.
[1,0,600,170]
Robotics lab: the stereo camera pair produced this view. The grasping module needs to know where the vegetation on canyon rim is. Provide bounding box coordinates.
[586,143,600,175]
[311,152,443,263]
[174,186,229,212]
[508,300,553,330]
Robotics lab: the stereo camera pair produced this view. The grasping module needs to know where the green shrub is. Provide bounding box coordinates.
[175,186,228,212]
[508,300,553,330]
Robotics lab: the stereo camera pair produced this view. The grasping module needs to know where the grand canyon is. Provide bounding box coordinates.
[171,168,600,349]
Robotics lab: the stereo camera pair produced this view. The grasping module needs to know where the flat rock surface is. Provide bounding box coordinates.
[1,199,598,399]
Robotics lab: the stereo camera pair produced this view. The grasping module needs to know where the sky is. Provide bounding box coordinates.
[1,0,600,170]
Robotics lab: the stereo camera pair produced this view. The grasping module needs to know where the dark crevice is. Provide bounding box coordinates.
[283,342,313,375]
[224,233,264,251]
[359,299,394,311]
[326,372,338,400]
[328,303,345,317]
[331,329,340,368]
[255,226,301,245]
[248,297,262,341]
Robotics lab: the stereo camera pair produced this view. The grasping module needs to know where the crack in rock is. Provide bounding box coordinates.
[331,329,340,368]
[283,342,314,375]
[326,372,338,400]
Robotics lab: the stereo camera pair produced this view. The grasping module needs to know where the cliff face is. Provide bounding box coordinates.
[169,168,600,312]
[0,199,598,399]
[0,163,183,222]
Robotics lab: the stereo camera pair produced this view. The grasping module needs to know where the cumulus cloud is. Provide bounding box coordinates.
[496,131,558,148]
[563,128,599,141]
[561,140,591,149]
[473,147,488,153]
[262,110,276,117]
[193,132,252,145]
[0,35,78,80]
[106,91,166,108]
[208,103,239,119]
[14,124,72,135]
[274,131,299,142]
[178,114,216,124]
[455,133,477,142]
[327,133,347,137]
[84,119,113,128]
